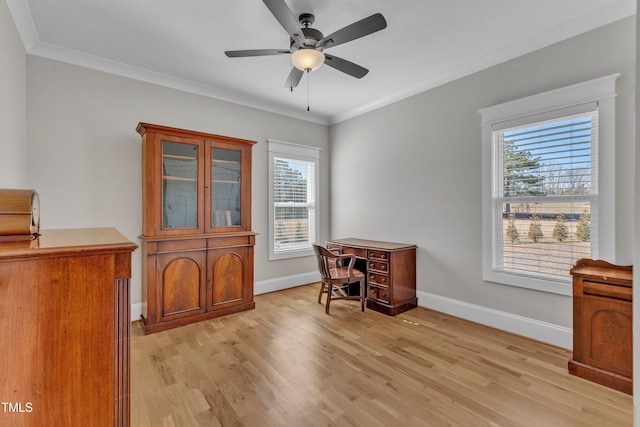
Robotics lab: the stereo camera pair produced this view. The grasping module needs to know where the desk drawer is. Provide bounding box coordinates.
[369,272,389,286]
[342,246,366,258]
[369,260,389,273]
[369,284,390,304]
[368,250,390,261]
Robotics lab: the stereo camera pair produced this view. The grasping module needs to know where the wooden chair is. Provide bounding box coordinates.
[313,244,366,314]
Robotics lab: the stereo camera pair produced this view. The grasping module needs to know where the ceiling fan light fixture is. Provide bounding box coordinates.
[291,48,325,71]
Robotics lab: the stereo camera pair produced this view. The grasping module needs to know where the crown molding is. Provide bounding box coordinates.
[6,0,635,127]
[328,0,636,124]
[26,41,329,125]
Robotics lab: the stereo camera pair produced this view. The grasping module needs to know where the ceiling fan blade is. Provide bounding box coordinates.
[317,13,387,49]
[324,54,369,79]
[284,67,304,88]
[225,49,290,58]
[262,0,305,47]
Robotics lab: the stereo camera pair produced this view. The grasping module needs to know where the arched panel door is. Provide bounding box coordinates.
[208,247,252,310]
[157,251,207,321]
[585,298,632,377]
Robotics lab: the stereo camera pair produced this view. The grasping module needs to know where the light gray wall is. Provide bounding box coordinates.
[329,16,636,328]
[0,0,27,187]
[26,56,330,307]
[8,3,637,337]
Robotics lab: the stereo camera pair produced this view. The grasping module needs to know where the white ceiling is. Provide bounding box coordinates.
[6,0,636,124]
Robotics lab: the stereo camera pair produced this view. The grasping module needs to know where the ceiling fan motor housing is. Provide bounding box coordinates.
[290,26,324,52]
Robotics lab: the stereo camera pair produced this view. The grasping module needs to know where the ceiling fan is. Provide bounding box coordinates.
[225,0,387,89]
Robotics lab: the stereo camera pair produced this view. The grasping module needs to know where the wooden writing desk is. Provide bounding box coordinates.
[326,238,417,315]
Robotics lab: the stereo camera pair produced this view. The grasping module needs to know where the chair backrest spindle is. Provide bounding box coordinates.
[313,244,335,280]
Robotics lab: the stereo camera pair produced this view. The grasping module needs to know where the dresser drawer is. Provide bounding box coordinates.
[369,272,389,286]
[368,250,390,261]
[368,284,390,304]
[584,281,632,301]
[369,260,389,273]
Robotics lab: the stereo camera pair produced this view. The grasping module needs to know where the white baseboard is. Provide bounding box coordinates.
[131,302,145,322]
[130,277,571,350]
[417,290,572,350]
[254,271,321,295]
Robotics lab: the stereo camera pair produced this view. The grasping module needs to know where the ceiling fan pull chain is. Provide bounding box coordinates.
[307,69,310,111]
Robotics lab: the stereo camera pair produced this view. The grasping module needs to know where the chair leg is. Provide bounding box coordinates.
[317,282,325,304]
[325,284,332,314]
[360,279,365,312]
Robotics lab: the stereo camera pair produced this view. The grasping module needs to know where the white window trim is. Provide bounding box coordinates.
[268,139,320,260]
[479,74,618,295]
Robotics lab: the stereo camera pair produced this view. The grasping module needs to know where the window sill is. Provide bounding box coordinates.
[269,248,314,261]
[483,269,572,296]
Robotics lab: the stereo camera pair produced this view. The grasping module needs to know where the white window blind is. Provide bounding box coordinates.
[268,140,320,260]
[492,111,599,283]
[273,157,316,253]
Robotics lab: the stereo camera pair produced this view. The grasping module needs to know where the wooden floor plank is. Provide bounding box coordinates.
[131,284,632,426]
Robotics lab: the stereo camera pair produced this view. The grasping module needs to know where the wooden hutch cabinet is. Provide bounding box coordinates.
[569,258,633,394]
[137,123,256,334]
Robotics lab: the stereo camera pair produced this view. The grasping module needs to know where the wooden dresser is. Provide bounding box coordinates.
[326,238,417,315]
[569,258,633,394]
[0,228,137,426]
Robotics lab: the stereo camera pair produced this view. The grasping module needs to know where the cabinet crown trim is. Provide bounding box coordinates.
[137,122,257,147]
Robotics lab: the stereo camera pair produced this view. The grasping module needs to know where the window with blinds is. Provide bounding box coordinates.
[273,157,316,253]
[268,140,320,260]
[481,75,617,295]
[492,111,598,283]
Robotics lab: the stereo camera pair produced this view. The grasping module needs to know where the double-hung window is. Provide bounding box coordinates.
[480,75,618,295]
[268,139,320,260]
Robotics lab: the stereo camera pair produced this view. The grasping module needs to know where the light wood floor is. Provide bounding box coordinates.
[131,284,633,426]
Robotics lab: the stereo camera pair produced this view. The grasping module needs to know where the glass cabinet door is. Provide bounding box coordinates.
[162,141,199,229]
[211,147,241,228]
